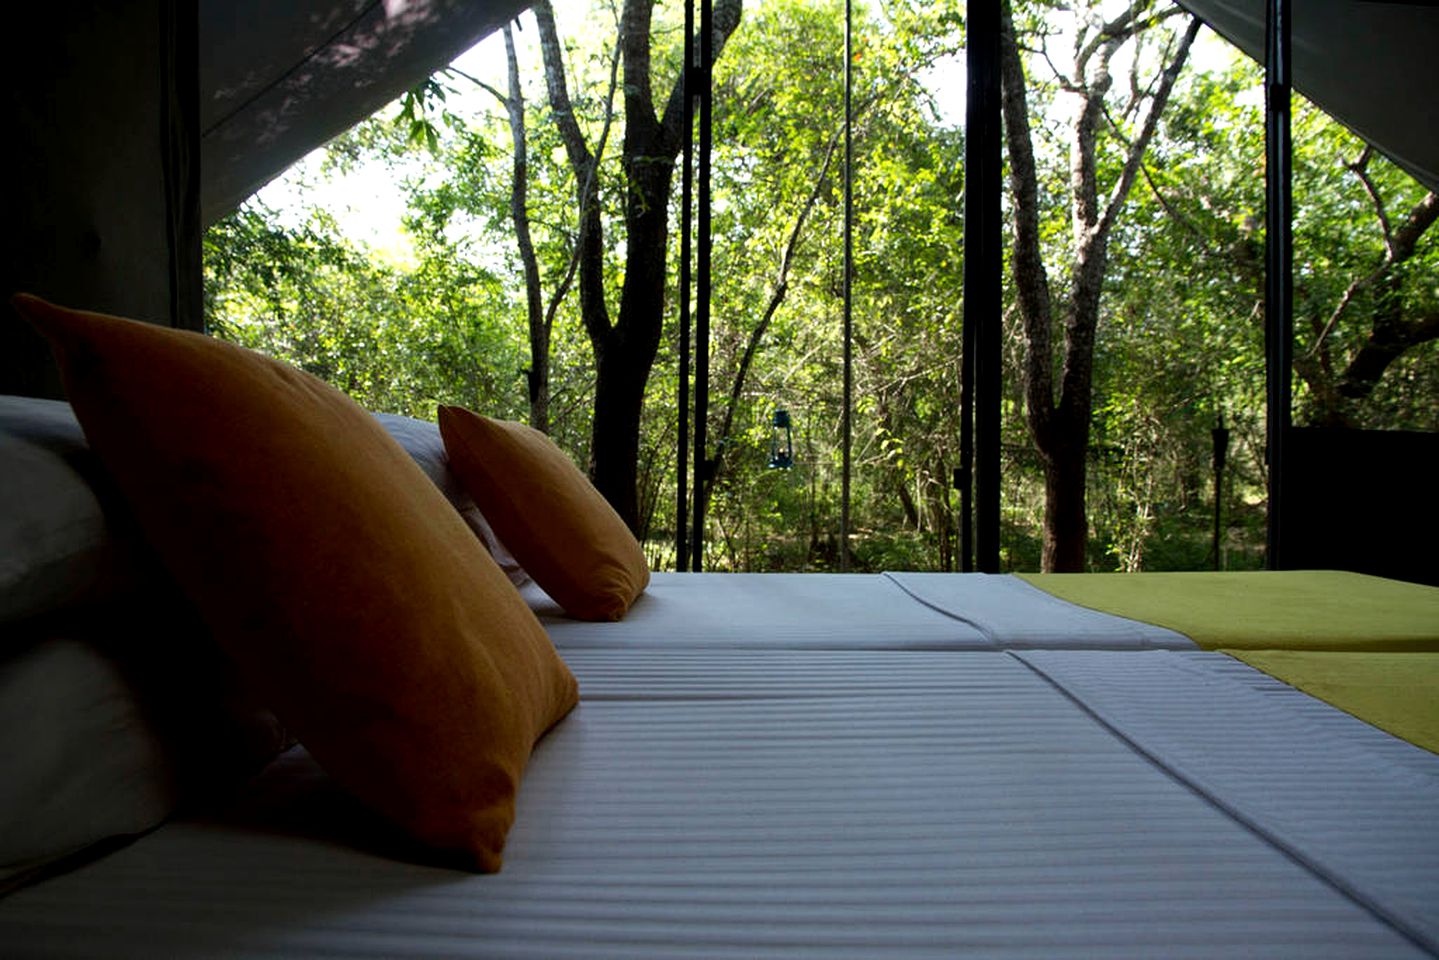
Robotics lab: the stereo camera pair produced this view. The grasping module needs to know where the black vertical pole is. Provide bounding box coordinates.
[160,0,202,334]
[840,0,854,572]
[1212,414,1229,571]
[676,0,694,572]
[966,0,1003,573]
[1265,0,1292,570]
[690,0,713,572]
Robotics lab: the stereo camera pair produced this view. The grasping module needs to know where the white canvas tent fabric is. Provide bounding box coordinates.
[200,0,530,225]
[1176,0,1439,193]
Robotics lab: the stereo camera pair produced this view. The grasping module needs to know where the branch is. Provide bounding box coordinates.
[1000,0,1058,437]
[1034,35,1079,93]
[1346,146,1393,251]
[499,23,547,425]
[542,34,623,337]
[445,66,508,109]
[534,0,614,344]
[1097,16,1200,240]
[1308,274,1368,360]
[620,0,659,142]
[1390,190,1439,262]
[1076,0,1173,74]
[657,0,745,155]
[534,0,591,173]
[1138,161,1217,256]
[1307,189,1438,357]
[1336,309,1439,401]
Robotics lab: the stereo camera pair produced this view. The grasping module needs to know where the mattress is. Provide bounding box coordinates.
[530,573,1197,651]
[3,648,1434,959]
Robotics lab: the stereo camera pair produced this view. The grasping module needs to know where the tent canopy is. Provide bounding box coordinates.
[200,0,530,226]
[198,0,1438,229]
[1176,0,1437,192]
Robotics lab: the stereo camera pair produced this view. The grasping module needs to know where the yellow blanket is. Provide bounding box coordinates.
[1225,650,1439,756]
[1018,570,1439,651]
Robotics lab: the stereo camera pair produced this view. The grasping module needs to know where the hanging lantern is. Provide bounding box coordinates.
[767,409,794,469]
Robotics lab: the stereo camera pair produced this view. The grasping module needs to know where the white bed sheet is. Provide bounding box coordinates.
[528,573,993,649]
[531,572,1196,651]
[884,572,1196,649]
[1,649,1430,959]
[1017,649,1439,954]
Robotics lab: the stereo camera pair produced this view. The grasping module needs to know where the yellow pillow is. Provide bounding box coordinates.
[438,406,649,621]
[14,294,578,872]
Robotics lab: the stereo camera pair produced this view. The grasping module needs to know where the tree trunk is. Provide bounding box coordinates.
[1041,441,1088,571]
[590,329,653,532]
[533,0,742,534]
[896,477,920,530]
[928,461,953,572]
[499,24,550,433]
[999,1,1196,570]
[590,157,672,529]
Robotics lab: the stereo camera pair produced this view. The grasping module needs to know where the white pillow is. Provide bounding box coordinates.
[0,629,285,890]
[373,413,529,587]
[0,399,527,632]
[0,396,145,626]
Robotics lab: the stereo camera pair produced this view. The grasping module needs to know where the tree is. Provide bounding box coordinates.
[203,0,1435,574]
[1000,0,1200,570]
[1293,146,1439,428]
[530,0,745,532]
[205,204,525,420]
[446,23,624,435]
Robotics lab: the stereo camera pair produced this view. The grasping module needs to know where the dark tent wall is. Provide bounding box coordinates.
[1281,429,1439,586]
[3,0,530,399]
[2,0,201,399]
[200,1,531,227]
[1174,0,1439,585]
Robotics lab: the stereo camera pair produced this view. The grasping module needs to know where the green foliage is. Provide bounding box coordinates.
[203,0,1435,572]
[205,204,527,421]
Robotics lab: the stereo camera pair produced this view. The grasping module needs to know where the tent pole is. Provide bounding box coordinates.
[690,0,713,572]
[1264,0,1293,570]
[965,0,1003,573]
[840,0,854,572]
[676,0,694,572]
[958,352,974,571]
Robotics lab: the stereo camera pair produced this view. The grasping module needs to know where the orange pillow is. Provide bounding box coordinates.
[439,406,649,621]
[14,294,578,872]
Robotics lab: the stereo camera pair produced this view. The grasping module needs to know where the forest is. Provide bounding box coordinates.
[203,0,1439,574]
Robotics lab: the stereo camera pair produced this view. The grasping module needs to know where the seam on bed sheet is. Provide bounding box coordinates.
[994,576,1197,649]
[1004,650,1439,959]
[878,573,1001,648]
[880,573,1197,650]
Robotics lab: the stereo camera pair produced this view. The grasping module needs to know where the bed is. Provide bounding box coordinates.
[3,327,1438,959]
[527,572,1194,651]
[3,644,1437,958]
